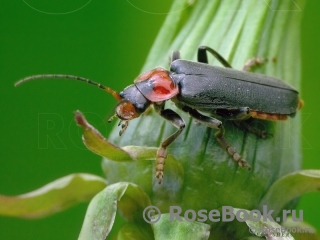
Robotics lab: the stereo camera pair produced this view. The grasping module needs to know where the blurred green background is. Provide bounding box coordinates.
[0,1,319,239]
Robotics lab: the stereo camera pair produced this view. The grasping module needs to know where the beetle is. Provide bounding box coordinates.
[15,46,303,184]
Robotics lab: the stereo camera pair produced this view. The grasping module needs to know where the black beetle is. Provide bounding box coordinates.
[15,46,303,183]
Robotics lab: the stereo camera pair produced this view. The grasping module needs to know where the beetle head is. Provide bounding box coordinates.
[109,84,151,135]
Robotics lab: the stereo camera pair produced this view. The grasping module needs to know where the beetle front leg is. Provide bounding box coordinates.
[154,103,185,184]
[182,106,251,170]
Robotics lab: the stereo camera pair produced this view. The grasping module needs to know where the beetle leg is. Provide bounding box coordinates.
[118,120,129,136]
[181,106,251,170]
[214,108,271,138]
[185,108,222,129]
[154,103,185,184]
[197,46,232,68]
[215,107,251,120]
[214,126,251,170]
[233,120,272,139]
[242,58,267,72]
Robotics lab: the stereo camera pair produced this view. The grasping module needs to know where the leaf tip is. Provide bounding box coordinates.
[74,110,87,128]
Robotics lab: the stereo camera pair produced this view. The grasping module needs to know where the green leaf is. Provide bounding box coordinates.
[75,110,133,162]
[75,109,184,183]
[0,173,106,218]
[151,213,210,240]
[233,208,294,240]
[259,170,320,218]
[78,182,152,240]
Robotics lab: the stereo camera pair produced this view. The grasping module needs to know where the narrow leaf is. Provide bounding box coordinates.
[259,170,320,217]
[78,182,151,240]
[0,173,107,218]
[75,111,172,163]
[76,111,184,189]
[75,110,133,162]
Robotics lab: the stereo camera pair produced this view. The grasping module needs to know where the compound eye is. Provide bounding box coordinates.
[115,100,140,120]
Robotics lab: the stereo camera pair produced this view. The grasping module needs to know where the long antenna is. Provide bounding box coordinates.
[14,74,121,101]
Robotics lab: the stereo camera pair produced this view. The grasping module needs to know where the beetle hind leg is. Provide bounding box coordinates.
[215,125,251,170]
[215,107,251,120]
[233,120,272,139]
[180,106,251,170]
